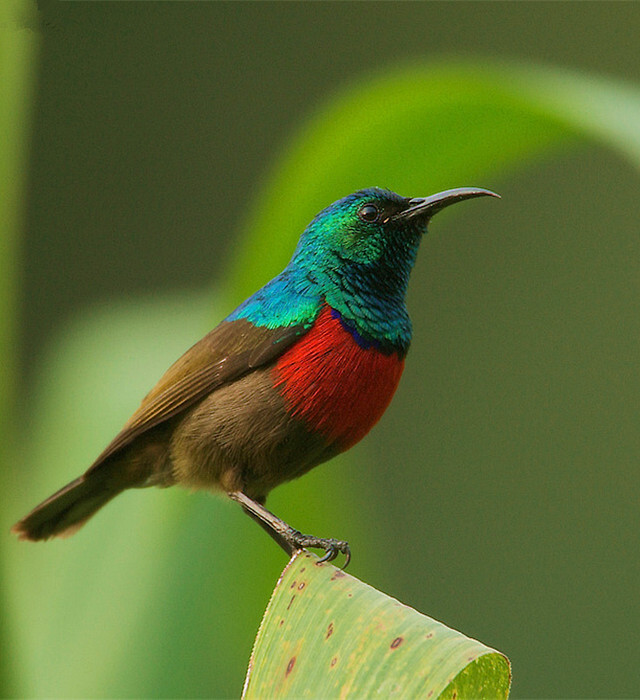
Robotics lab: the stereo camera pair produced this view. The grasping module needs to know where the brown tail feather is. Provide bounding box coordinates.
[11,474,122,541]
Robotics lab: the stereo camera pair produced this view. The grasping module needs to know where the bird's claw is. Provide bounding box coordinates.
[287,529,351,568]
[316,539,351,568]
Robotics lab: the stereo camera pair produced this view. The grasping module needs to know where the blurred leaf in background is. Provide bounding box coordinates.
[0,0,39,472]
[4,4,640,699]
[0,0,39,695]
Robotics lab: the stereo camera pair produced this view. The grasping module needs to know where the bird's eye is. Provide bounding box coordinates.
[358,203,379,223]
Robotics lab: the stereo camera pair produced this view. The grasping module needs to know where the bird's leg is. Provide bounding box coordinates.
[243,507,297,557]
[228,491,350,566]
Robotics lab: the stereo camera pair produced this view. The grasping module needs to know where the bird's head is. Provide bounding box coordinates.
[231,186,498,351]
[291,186,499,299]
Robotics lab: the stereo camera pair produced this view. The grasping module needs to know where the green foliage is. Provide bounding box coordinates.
[3,57,640,697]
[0,2,39,695]
[0,0,38,467]
[244,552,510,699]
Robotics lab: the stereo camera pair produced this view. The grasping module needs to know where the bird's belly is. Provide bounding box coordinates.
[169,306,404,498]
[273,306,405,450]
[169,367,334,498]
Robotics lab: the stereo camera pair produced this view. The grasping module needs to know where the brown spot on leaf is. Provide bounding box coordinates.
[286,595,295,611]
[330,656,337,668]
[298,582,305,590]
[326,622,334,639]
[331,570,346,580]
[426,632,434,639]
[279,618,284,627]
[452,691,458,700]
[300,567,306,572]
[290,581,297,589]
[390,636,403,649]
[286,656,296,676]
[427,691,433,698]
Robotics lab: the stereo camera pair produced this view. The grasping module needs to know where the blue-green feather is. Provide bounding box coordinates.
[227,188,426,354]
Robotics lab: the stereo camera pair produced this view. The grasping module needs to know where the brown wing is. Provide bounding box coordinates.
[87,318,308,472]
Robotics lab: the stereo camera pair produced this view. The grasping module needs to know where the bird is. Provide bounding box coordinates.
[12,186,499,564]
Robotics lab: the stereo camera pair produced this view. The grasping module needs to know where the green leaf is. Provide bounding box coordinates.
[0,2,39,696]
[244,552,510,699]
[0,0,38,437]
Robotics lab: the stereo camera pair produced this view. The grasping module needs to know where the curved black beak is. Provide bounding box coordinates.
[394,187,500,222]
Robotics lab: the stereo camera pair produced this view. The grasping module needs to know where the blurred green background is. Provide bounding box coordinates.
[3,1,640,698]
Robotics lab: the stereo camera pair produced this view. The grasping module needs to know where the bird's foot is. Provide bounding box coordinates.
[228,491,351,567]
[285,529,351,566]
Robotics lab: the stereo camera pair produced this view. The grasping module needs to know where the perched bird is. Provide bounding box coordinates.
[13,186,498,563]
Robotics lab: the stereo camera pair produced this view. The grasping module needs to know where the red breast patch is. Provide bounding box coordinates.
[273,306,405,450]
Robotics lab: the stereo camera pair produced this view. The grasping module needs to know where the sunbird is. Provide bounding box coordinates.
[13,187,499,564]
